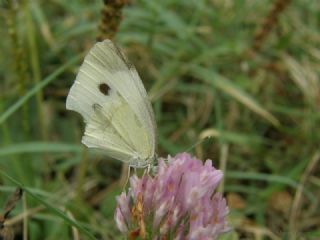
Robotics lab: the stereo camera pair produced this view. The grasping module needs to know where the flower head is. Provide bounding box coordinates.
[114,153,230,239]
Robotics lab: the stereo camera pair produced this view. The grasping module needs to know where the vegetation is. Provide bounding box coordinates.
[0,0,319,239]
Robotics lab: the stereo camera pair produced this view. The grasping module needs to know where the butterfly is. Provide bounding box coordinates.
[66,40,157,168]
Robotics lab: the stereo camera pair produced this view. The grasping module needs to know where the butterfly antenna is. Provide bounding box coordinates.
[184,136,213,153]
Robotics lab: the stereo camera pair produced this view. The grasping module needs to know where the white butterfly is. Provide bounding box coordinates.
[66,40,156,168]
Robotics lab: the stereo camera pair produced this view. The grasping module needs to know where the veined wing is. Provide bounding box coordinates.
[66,40,156,165]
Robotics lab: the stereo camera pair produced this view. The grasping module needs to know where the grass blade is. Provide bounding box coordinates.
[0,170,96,240]
[0,54,82,125]
[189,65,280,127]
[0,142,82,157]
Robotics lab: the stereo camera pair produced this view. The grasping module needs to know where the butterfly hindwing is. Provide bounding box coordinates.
[83,92,152,164]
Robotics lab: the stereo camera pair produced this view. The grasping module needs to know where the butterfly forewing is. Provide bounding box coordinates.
[66,40,156,167]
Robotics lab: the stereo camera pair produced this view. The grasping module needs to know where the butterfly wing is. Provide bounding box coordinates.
[66,40,156,167]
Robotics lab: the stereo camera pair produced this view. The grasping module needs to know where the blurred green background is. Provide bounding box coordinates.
[0,0,319,239]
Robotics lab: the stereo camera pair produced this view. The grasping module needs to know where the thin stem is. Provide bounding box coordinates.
[252,0,292,53]
[75,147,88,199]
[23,193,28,240]
[5,0,30,136]
[24,0,46,140]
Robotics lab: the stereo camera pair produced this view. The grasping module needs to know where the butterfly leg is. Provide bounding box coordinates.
[122,165,131,191]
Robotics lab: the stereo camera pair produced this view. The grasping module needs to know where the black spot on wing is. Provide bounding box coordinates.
[92,103,102,112]
[99,83,110,95]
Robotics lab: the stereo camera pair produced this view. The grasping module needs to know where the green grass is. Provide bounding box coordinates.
[0,0,319,239]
